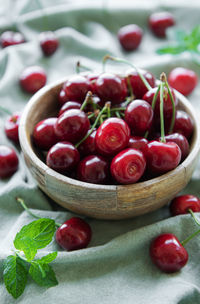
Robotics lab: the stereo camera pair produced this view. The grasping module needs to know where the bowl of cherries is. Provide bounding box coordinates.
[19,57,200,220]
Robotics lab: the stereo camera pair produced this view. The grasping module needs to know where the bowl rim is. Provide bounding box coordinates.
[19,76,200,191]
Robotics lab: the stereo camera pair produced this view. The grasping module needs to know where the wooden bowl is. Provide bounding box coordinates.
[19,77,200,220]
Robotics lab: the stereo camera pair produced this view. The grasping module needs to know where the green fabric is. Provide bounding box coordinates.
[0,0,200,303]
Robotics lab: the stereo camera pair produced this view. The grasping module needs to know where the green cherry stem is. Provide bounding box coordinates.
[76,61,92,74]
[16,197,61,228]
[164,79,176,134]
[151,84,161,111]
[126,75,134,100]
[181,209,200,247]
[159,82,166,143]
[80,91,93,111]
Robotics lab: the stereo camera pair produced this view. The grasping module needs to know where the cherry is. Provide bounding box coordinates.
[173,110,194,139]
[39,31,59,56]
[94,73,128,104]
[4,112,21,143]
[170,195,200,216]
[149,12,175,38]
[128,136,148,154]
[78,129,97,156]
[58,89,68,106]
[33,118,58,150]
[168,67,198,96]
[62,75,91,102]
[54,109,90,143]
[95,117,130,156]
[150,233,188,273]
[46,141,80,174]
[56,217,92,251]
[125,100,153,136]
[86,72,99,92]
[84,95,104,112]
[77,155,108,184]
[20,66,47,94]
[0,145,18,178]
[0,31,25,48]
[145,141,181,175]
[58,101,81,116]
[126,69,156,99]
[160,133,189,161]
[110,148,146,184]
[118,24,143,51]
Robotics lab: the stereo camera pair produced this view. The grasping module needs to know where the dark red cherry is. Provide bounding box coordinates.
[150,233,188,273]
[173,110,194,139]
[63,75,91,102]
[77,155,108,184]
[118,24,143,51]
[4,112,21,143]
[58,89,68,106]
[33,118,58,150]
[128,136,148,154]
[39,31,59,56]
[54,109,90,144]
[146,141,181,174]
[160,133,189,160]
[86,72,99,93]
[0,31,25,48]
[0,145,18,178]
[170,194,200,216]
[58,101,81,116]
[168,67,198,96]
[20,66,47,94]
[78,129,97,156]
[95,117,130,156]
[125,100,153,136]
[110,148,146,184]
[94,73,128,104]
[56,217,92,251]
[126,69,156,99]
[46,141,80,174]
[149,12,175,38]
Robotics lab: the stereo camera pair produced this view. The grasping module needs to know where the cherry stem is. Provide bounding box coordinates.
[0,105,12,115]
[75,103,108,148]
[151,84,160,111]
[88,113,95,119]
[181,209,200,247]
[159,82,166,143]
[107,102,111,118]
[76,61,92,74]
[164,79,176,134]
[16,197,61,228]
[80,91,93,111]
[110,107,126,112]
[102,55,152,91]
[126,75,134,100]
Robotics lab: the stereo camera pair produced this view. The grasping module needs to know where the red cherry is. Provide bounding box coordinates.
[46,141,80,174]
[0,145,18,178]
[4,112,21,143]
[168,67,198,96]
[33,118,58,150]
[150,233,188,273]
[39,31,59,56]
[63,75,90,102]
[161,133,189,161]
[170,195,200,216]
[56,217,92,251]
[149,12,175,38]
[54,109,90,143]
[146,141,181,175]
[118,24,143,51]
[126,69,156,99]
[58,101,81,116]
[128,136,148,154]
[78,129,97,156]
[77,155,108,184]
[125,100,153,136]
[110,148,146,184]
[173,110,194,139]
[58,89,68,106]
[20,66,47,94]
[94,73,128,104]
[0,31,25,48]
[95,117,130,156]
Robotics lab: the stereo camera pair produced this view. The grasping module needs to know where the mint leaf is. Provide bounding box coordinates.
[3,255,28,299]
[14,218,56,261]
[157,45,187,55]
[29,262,58,287]
[37,252,58,264]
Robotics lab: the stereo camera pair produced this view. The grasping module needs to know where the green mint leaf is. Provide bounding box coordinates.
[156,45,187,55]
[3,255,28,299]
[184,25,200,51]
[29,262,58,287]
[14,218,56,261]
[37,252,58,264]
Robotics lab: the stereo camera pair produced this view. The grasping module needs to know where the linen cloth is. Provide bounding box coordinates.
[0,0,200,303]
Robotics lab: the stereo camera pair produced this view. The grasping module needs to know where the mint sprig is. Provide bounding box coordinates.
[3,218,58,299]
